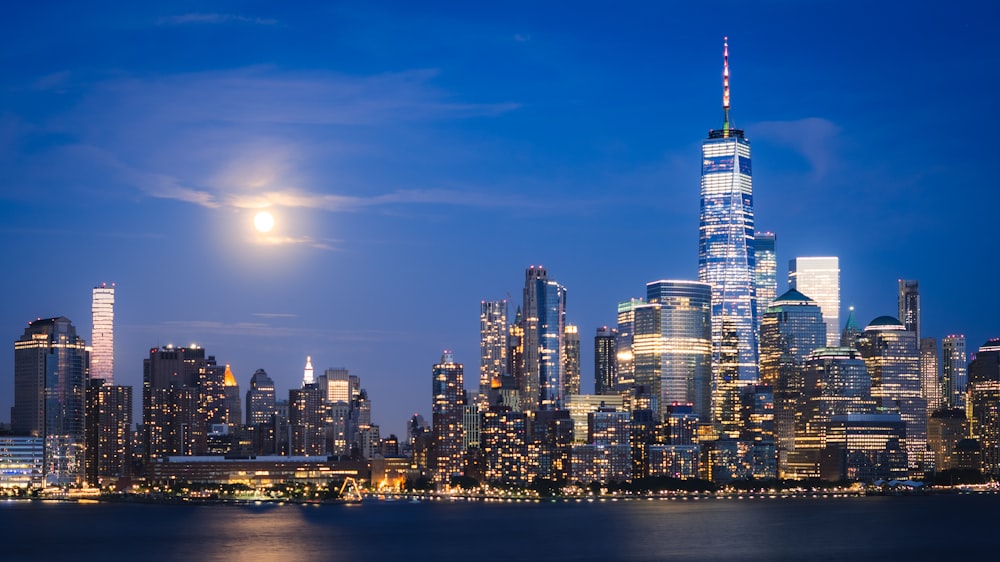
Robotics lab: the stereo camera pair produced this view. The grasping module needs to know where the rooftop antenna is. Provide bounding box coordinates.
[723,36,731,137]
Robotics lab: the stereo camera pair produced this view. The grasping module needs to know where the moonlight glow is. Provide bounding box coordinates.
[254,211,275,233]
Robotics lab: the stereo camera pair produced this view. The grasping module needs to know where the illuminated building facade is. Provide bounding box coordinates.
[699,38,759,396]
[633,280,712,422]
[0,437,44,489]
[920,338,941,415]
[648,444,700,479]
[927,408,968,472]
[898,279,920,340]
[615,298,644,392]
[14,317,88,487]
[788,347,876,479]
[759,289,826,463]
[90,283,115,383]
[570,407,631,484]
[521,266,567,411]
[563,324,581,397]
[432,351,466,483]
[481,403,528,486]
[857,316,926,473]
[143,345,214,465]
[942,335,968,409]
[565,394,625,444]
[289,383,324,456]
[754,232,777,332]
[594,326,618,395]
[820,413,909,482]
[968,339,1000,477]
[246,369,276,426]
[223,365,241,426]
[84,379,132,486]
[480,300,508,410]
[788,257,840,347]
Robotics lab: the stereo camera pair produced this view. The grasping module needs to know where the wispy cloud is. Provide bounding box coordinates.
[752,117,841,178]
[252,312,298,319]
[157,13,279,26]
[252,233,340,251]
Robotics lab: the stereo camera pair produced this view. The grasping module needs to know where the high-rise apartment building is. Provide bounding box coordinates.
[289,384,324,456]
[432,351,466,483]
[788,257,840,347]
[13,317,89,487]
[634,281,713,422]
[857,316,926,474]
[91,283,115,383]
[143,345,215,464]
[84,379,132,486]
[246,368,276,426]
[759,289,826,461]
[898,280,920,341]
[942,335,968,409]
[521,266,566,411]
[698,38,759,389]
[754,232,777,332]
[594,326,618,396]
[480,300,508,409]
[562,324,581,397]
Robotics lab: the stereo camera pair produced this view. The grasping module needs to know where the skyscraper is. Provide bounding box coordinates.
[246,368,276,426]
[480,300,508,409]
[91,283,115,383]
[289,384,324,456]
[615,298,644,392]
[698,38,759,392]
[942,335,968,409]
[594,326,618,396]
[223,365,242,426]
[759,289,827,462]
[13,317,89,487]
[634,280,713,422]
[857,316,926,473]
[302,355,314,386]
[754,232,777,332]
[85,379,132,486]
[143,345,214,464]
[967,339,1000,477]
[521,266,566,411]
[919,337,941,415]
[789,257,841,347]
[898,280,920,341]
[562,324,581,397]
[432,351,466,483]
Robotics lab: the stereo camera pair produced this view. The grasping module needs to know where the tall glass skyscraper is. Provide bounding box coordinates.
[698,38,759,407]
[942,334,968,409]
[91,283,115,383]
[898,280,920,341]
[594,326,617,396]
[754,232,777,333]
[634,281,713,422]
[788,257,840,347]
[522,266,566,411]
[615,298,644,392]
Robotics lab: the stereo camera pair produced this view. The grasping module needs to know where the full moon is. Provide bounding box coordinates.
[253,211,275,233]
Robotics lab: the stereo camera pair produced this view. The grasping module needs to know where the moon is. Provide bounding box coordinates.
[253,211,275,233]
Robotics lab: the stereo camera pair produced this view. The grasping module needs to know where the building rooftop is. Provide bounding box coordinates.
[865,316,905,330]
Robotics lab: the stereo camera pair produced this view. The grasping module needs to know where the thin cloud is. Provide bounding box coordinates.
[157,13,279,26]
[752,117,840,178]
[252,312,298,319]
[252,234,340,251]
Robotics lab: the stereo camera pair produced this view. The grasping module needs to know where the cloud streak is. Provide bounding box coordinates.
[157,13,279,26]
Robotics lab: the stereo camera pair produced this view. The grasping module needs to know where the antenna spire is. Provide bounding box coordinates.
[723,36,731,137]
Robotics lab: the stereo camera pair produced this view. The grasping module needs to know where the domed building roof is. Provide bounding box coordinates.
[864,315,905,330]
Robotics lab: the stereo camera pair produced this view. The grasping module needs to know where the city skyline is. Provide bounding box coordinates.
[1,3,997,439]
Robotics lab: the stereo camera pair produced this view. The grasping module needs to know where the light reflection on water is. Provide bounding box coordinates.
[2,495,999,561]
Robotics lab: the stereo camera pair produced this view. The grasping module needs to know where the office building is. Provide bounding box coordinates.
[759,289,826,460]
[788,257,840,347]
[942,335,968,409]
[968,339,1000,477]
[0,437,44,489]
[615,298,644,392]
[698,38,759,390]
[480,300,508,410]
[820,413,909,482]
[857,317,926,473]
[594,326,618,396]
[898,280,920,341]
[920,338,941,414]
[223,365,242,426]
[754,232,777,332]
[927,408,969,472]
[246,369,276,426]
[565,394,625,444]
[522,266,567,411]
[563,324,581,396]
[289,384,324,456]
[143,345,215,464]
[91,283,115,383]
[14,317,88,487]
[634,280,713,422]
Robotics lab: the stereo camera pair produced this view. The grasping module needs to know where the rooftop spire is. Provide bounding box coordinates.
[303,355,314,386]
[722,36,731,137]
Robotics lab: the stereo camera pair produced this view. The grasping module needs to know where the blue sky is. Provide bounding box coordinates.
[2,2,997,437]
